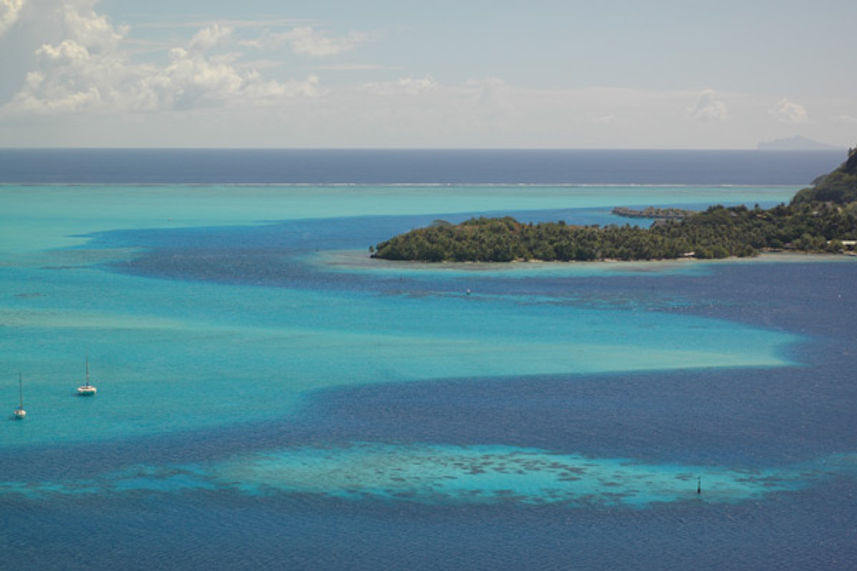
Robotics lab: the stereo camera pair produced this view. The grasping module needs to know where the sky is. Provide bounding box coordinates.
[0,0,854,148]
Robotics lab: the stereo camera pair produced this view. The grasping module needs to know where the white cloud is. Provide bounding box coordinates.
[243,73,323,99]
[243,26,367,56]
[132,45,325,111]
[467,77,510,104]
[1,2,850,149]
[316,63,383,71]
[189,23,232,52]
[0,0,25,36]
[284,26,366,56]
[13,68,102,113]
[689,89,728,122]
[361,76,437,96]
[771,98,808,124]
[61,0,127,51]
[462,77,516,128]
[36,39,90,63]
[2,3,324,115]
[1,74,828,148]
[158,47,244,109]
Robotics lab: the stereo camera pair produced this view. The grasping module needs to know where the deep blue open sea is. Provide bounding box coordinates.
[1,149,855,569]
[0,148,844,184]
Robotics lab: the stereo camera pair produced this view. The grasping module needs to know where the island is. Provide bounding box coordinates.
[371,148,857,262]
[756,135,842,151]
[611,206,695,220]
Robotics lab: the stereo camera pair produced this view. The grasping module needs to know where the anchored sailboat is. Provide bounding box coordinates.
[77,357,97,396]
[13,373,26,419]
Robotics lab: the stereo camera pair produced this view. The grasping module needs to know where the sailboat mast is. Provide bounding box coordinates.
[18,372,23,407]
[76,354,97,396]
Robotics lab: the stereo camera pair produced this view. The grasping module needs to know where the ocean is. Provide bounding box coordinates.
[0,148,844,184]
[1,149,855,569]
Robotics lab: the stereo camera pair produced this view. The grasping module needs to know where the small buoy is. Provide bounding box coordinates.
[697,476,702,494]
[466,288,471,296]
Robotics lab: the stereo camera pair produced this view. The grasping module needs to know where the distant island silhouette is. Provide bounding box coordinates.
[757,135,842,151]
[372,148,857,262]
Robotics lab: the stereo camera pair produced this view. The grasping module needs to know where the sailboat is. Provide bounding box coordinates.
[77,357,97,396]
[13,373,26,419]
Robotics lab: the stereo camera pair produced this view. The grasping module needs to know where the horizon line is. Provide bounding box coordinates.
[0,147,848,152]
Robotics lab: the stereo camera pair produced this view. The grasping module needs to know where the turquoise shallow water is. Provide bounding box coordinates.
[0,252,798,449]
[1,185,800,449]
[2,182,857,569]
[0,184,797,251]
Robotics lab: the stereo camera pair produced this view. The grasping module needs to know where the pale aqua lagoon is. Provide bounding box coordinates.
[1,184,800,448]
[2,182,856,569]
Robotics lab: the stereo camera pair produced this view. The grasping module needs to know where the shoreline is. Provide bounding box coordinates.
[317,249,856,274]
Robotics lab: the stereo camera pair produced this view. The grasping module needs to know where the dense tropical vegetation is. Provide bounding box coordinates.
[372,149,857,262]
[611,206,695,220]
[792,149,857,205]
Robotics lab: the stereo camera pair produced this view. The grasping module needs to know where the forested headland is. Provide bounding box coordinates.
[371,149,857,263]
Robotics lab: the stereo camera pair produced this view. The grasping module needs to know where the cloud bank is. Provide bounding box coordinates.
[0,0,24,37]
[1,2,343,116]
[0,1,851,148]
[690,89,728,122]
